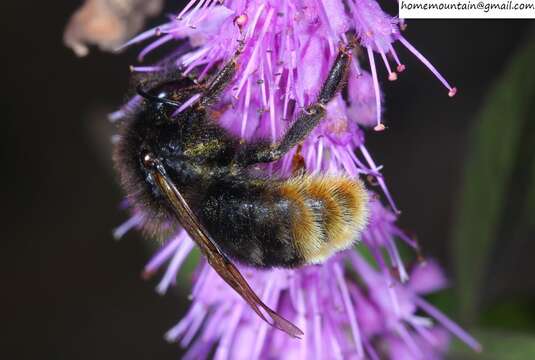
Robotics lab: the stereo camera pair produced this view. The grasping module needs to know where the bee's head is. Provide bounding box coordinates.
[113,84,186,239]
[136,77,201,123]
[136,81,181,124]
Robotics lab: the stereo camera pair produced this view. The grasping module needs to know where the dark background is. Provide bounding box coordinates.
[2,1,533,359]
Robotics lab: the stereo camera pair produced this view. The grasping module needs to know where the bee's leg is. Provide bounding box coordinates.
[291,144,306,174]
[237,44,352,165]
[198,47,243,107]
[184,71,206,87]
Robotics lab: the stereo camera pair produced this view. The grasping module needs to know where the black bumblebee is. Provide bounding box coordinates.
[114,43,368,337]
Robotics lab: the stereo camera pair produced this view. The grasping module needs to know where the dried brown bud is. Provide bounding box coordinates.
[64,0,163,56]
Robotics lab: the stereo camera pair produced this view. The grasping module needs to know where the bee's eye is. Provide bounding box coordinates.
[137,77,197,109]
[148,81,178,98]
[155,90,169,100]
[137,82,181,108]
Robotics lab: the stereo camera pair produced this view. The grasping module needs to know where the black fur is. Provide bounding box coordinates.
[199,178,302,267]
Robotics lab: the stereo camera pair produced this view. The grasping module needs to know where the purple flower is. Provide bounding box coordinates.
[112,0,479,358]
[120,0,457,131]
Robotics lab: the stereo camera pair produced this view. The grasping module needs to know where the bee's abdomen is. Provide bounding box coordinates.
[278,175,369,265]
[199,174,368,268]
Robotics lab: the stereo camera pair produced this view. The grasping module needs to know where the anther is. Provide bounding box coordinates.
[374,123,386,132]
[234,14,248,31]
[141,269,155,280]
[448,87,458,97]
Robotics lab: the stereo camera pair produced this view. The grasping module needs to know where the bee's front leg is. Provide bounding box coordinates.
[198,45,244,107]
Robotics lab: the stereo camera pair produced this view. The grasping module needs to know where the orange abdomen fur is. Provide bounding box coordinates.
[278,174,369,264]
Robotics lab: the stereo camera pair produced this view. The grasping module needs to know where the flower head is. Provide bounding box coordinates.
[121,0,457,131]
[112,0,479,358]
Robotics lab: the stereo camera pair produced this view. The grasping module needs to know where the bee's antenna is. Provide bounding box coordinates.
[136,84,181,108]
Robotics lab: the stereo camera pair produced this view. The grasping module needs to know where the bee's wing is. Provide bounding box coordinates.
[152,168,303,338]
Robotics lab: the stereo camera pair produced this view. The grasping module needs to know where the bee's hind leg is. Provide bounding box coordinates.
[236,43,353,166]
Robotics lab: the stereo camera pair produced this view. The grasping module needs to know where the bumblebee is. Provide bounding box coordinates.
[114,44,369,337]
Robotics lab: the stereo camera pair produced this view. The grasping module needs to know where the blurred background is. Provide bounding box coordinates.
[2,1,534,359]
